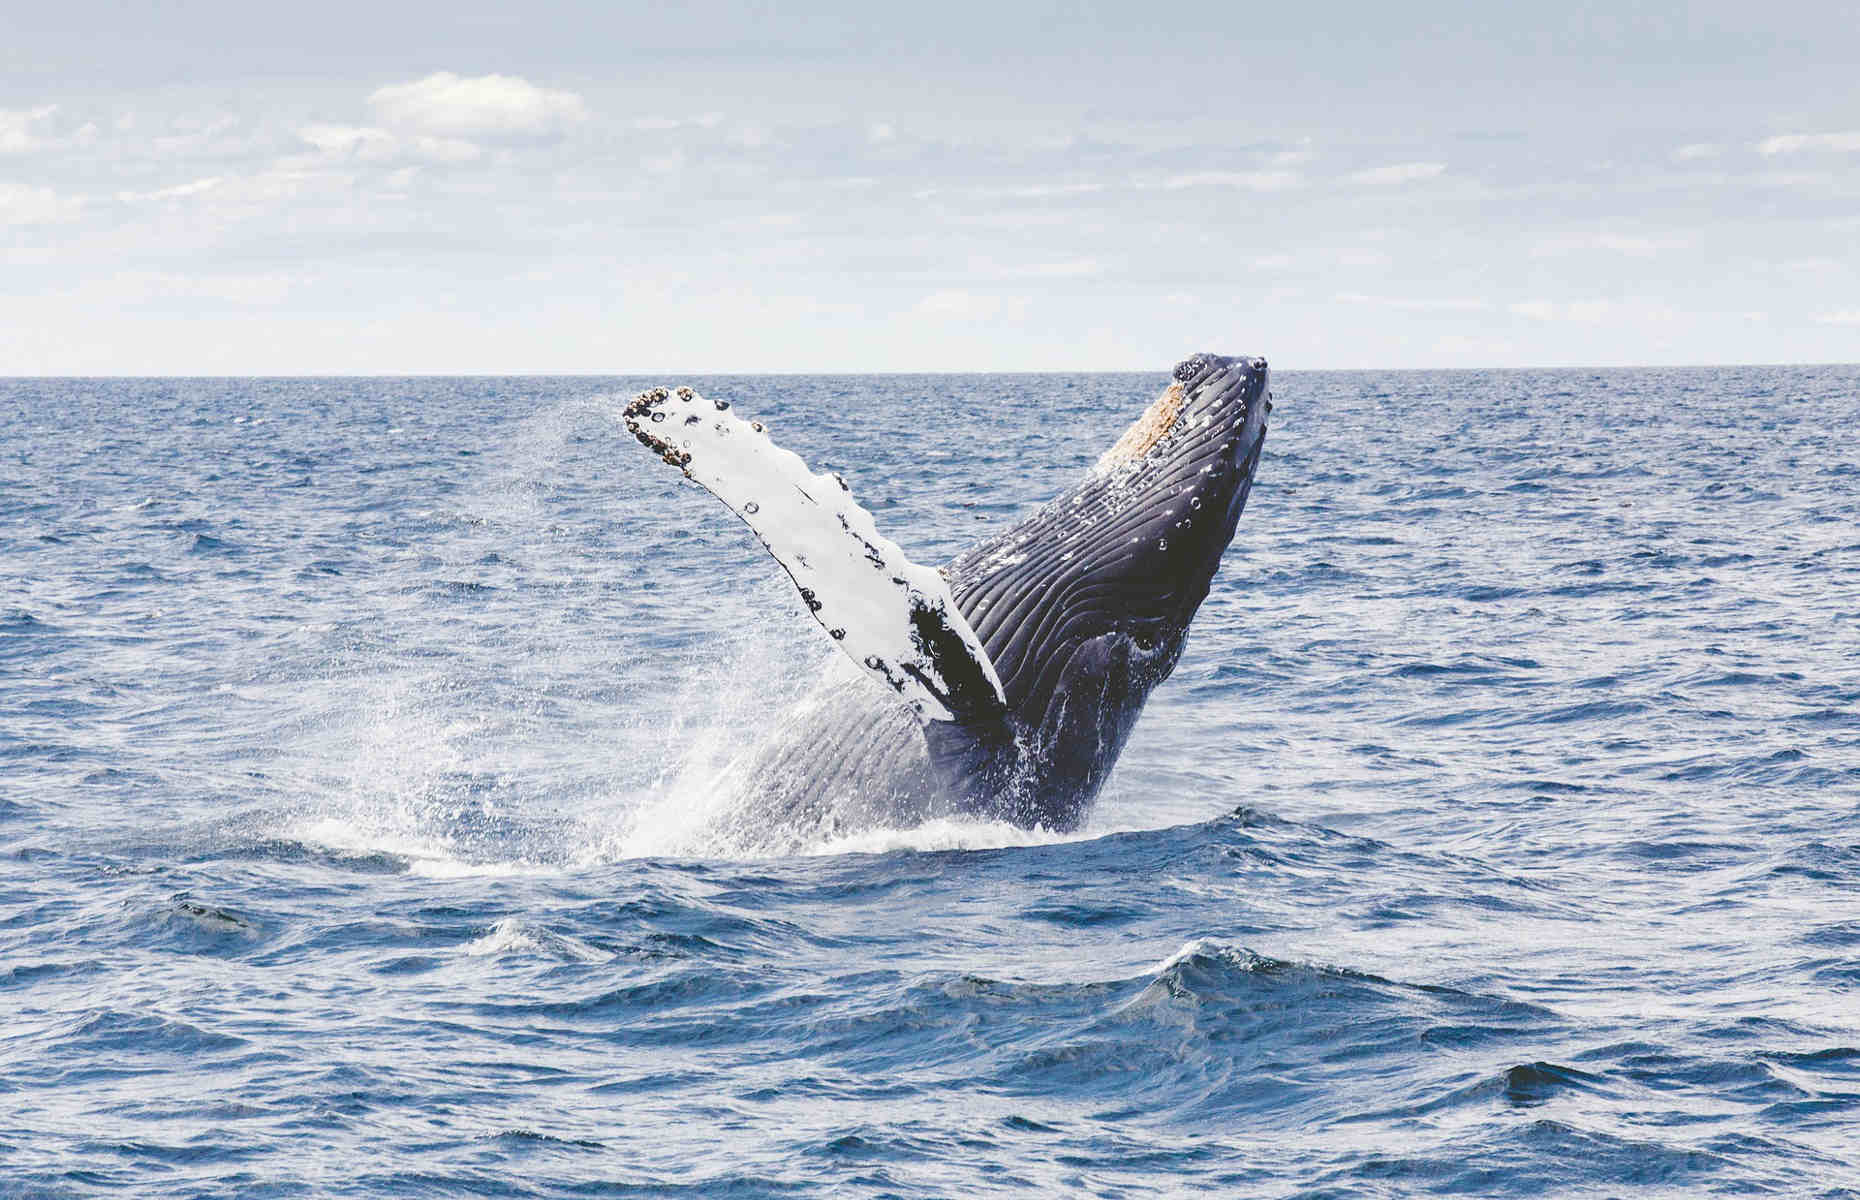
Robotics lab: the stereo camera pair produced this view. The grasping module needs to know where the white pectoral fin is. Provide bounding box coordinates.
[623,386,1007,723]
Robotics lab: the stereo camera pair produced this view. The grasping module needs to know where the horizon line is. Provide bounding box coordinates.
[5,360,1858,380]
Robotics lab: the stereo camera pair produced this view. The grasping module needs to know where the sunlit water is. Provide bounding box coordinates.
[2,368,1857,1197]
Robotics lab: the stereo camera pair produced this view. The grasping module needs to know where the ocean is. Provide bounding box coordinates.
[2,367,1857,1197]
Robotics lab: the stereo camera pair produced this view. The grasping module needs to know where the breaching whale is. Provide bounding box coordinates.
[623,353,1270,850]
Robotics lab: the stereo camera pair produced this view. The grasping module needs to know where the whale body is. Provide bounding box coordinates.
[624,354,1270,851]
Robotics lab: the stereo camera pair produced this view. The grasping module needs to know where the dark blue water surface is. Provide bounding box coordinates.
[3,368,1858,1198]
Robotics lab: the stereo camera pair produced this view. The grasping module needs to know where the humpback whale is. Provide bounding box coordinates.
[623,353,1270,850]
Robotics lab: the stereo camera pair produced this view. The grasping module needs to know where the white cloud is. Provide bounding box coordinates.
[297,123,481,163]
[175,274,300,305]
[1509,298,1676,323]
[86,270,305,306]
[1813,310,1860,326]
[640,149,686,175]
[151,114,243,157]
[1673,143,1721,160]
[1153,170,1302,192]
[1533,232,1691,257]
[1242,248,1388,269]
[117,176,223,204]
[0,108,93,154]
[988,259,1102,279]
[1748,170,1836,189]
[1433,334,1516,358]
[867,121,896,144]
[299,124,397,160]
[413,136,482,164]
[632,113,724,132]
[1337,291,1488,312]
[926,181,1107,200]
[916,290,1024,320]
[0,105,60,154]
[1348,161,1446,185]
[369,72,588,141]
[931,207,1102,230]
[1757,131,1860,155]
[1510,299,1577,321]
[1009,181,1106,198]
[0,182,79,225]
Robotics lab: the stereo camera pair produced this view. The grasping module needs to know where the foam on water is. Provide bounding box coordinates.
[806,815,1080,857]
[462,916,609,960]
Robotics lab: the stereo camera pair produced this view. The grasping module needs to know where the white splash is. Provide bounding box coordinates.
[806,816,1082,857]
[254,393,1171,870]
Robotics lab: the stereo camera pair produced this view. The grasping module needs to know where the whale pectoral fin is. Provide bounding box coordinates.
[623,386,1007,724]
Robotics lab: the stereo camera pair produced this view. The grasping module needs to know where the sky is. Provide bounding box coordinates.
[2,1,1858,372]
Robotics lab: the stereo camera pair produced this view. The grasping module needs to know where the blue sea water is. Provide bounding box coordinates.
[1,367,1857,1198]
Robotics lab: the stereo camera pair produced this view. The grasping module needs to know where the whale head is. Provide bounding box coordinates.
[942,353,1271,827]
